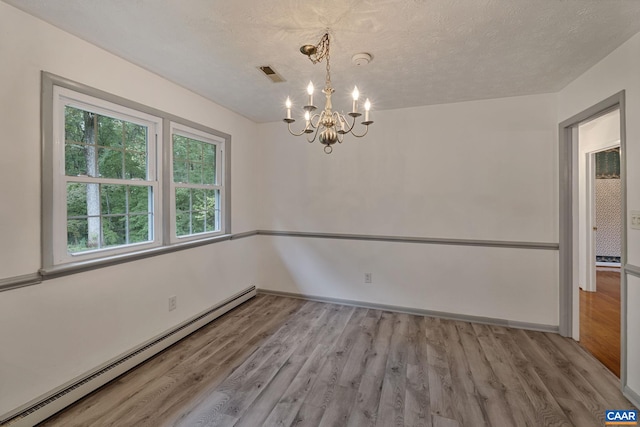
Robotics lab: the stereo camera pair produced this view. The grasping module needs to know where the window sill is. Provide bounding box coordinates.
[39,233,249,279]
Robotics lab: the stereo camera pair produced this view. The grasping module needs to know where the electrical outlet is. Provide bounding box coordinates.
[364,273,372,284]
[168,295,177,311]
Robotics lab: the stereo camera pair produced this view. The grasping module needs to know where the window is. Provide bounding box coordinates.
[52,87,162,265]
[170,123,225,241]
[44,76,230,271]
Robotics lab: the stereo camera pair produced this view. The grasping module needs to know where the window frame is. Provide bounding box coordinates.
[52,86,163,265]
[41,73,231,273]
[169,122,226,243]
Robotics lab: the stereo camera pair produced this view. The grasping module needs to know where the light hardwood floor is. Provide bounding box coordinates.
[39,294,635,427]
[580,268,621,377]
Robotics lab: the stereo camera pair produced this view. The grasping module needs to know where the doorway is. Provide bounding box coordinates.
[579,140,621,376]
[558,91,627,386]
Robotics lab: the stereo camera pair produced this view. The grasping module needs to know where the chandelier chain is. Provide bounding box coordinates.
[303,32,332,90]
[307,33,330,65]
[325,47,331,89]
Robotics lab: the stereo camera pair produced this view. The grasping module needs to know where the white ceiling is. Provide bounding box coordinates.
[5,0,640,123]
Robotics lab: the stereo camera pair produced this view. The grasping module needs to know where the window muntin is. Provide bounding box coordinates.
[53,87,162,264]
[172,134,216,185]
[64,106,148,179]
[170,124,224,241]
[66,183,153,253]
[175,188,219,236]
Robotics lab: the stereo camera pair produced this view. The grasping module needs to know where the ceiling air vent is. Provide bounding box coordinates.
[258,65,285,83]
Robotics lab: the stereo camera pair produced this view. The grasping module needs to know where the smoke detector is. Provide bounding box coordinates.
[352,53,372,66]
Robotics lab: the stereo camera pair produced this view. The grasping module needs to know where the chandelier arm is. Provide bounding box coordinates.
[287,121,312,137]
[339,113,358,134]
[332,112,345,143]
[310,112,323,129]
[349,125,371,138]
[306,124,321,143]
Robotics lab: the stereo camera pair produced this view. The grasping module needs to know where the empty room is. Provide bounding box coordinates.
[1,1,640,426]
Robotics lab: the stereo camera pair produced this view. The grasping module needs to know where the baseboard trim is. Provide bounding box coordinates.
[596,262,621,267]
[257,288,559,334]
[0,286,256,427]
[623,385,640,410]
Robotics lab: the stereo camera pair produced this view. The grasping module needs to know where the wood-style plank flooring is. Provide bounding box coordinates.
[39,294,635,427]
[580,268,621,377]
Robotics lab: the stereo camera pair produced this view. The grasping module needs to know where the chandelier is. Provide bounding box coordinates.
[283,32,373,154]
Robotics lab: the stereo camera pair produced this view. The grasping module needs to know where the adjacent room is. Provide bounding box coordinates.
[1,1,640,426]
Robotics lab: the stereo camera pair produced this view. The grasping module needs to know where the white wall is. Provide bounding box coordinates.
[257,95,558,241]
[3,0,636,416]
[558,31,640,403]
[255,93,560,325]
[0,3,260,416]
[257,236,559,325]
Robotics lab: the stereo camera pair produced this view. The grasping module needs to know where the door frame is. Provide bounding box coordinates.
[558,91,627,387]
[585,143,622,291]
[585,150,597,292]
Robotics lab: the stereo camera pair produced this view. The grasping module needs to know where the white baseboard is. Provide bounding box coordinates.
[1,286,256,427]
[596,262,622,267]
[257,288,559,333]
[623,385,640,410]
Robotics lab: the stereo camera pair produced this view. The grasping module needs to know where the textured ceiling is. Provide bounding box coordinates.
[4,0,640,122]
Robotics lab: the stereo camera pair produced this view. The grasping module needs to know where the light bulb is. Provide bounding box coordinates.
[285,97,292,119]
[364,98,371,122]
[304,111,310,121]
[307,82,314,106]
[352,86,359,113]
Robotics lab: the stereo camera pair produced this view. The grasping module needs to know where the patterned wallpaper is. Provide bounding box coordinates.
[595,148,620,178]
[595,178,621,259]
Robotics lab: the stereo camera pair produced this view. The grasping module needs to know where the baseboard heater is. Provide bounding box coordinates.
[0,286,256,427]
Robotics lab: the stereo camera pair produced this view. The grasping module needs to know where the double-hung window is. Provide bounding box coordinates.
[44,75,230,271]
[170,123,224,241]
[52,87,162,265]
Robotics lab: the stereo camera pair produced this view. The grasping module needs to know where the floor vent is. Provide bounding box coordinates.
[0,286,256,427]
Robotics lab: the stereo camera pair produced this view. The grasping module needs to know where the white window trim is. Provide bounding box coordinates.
[52,86,163,265]
[42,73,232,274]
[169,122,225,243]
